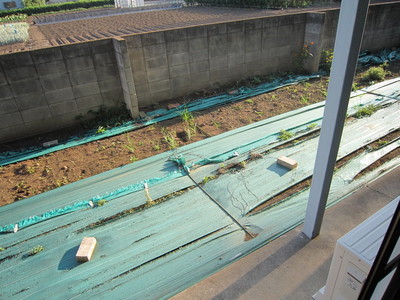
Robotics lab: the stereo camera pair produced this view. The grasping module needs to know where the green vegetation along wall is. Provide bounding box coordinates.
[0,0,114,17]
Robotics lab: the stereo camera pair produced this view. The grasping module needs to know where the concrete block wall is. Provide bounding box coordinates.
[1,2,399,143]
[321,2,400,53]
[361,3,400,52]
[0,39,123,142]
[125,14,306,106]
[126,2,399,107]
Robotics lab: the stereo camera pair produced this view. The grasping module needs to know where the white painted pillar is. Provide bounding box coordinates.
[303,0,371,239]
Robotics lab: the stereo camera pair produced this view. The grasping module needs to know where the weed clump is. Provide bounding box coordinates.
[320,49,334,72]
[307,123,317,130]
[28,245,44,256]
[362,67,386,82]
[201,175,217,185]
[161,128,179,149]
[278,130,294,141]
[180,109,197,141]
[97,199,107,207]
[354,105,378,118]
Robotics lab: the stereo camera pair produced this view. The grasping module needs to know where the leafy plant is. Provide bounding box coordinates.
[0,0,114,18]
[123,134,135,153]
[162,128,178,149]
[320,49,334,72]
[27,166,36,174]
[130,156,138,162]
[278,129,294,141]
[23,0,45,7]
[15,180,28,192]
[77,105,130,130]
[352,83,359,91]
[96,126,107,134]
[307,123,317,130]
[295,42,314,72]
[201,175,217,185]
[377,140,389,146]
[238,161,246,169]
[300,96,309,104]
[245,99,254,104]
[0,247,5,251]
[54,177,69,187]
[212,120,220,128]
[97,199,107,207]
[28,245,44,256]
[180,109,196,140]
[180,109,194,124]
[354,105,377,118]
[250,76,262,85]
[0,14,27,23]
[362,67,386,82]
[153,143,161,151]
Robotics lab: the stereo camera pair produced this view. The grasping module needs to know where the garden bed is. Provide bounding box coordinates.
[0,61,399,206]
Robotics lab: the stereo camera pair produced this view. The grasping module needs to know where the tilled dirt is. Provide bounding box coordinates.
[1,61,399,206]
[0,4,339,53]
[0,1,394,52]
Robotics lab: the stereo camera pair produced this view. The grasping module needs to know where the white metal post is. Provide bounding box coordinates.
[303,0,371,239]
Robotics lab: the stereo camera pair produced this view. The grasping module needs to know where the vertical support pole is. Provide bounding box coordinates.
[303,0,370,239]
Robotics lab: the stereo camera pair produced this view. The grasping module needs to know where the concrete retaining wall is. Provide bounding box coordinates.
[126,14,306,106]
[0,39,123,142]
[0,2,399,143]
[126,2,400,106]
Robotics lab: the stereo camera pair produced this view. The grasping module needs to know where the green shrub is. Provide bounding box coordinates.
[28,245,44,256]
[0,14,28,23]
[23,0,46,7]
[320,49,333,72]
[278,129,294,141]
[354,105,377,118]
[362,67,386,82]
[0,0,114,17]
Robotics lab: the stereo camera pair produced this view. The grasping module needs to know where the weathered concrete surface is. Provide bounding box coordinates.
[172,166,400,300]
[1,2,399,142]
[0,39,123,143]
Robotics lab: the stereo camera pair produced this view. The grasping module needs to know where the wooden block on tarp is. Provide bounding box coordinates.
[277,156,298,170]
[76,237,97,262]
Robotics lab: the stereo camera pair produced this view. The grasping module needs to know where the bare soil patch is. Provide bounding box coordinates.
[0,61,399,206]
